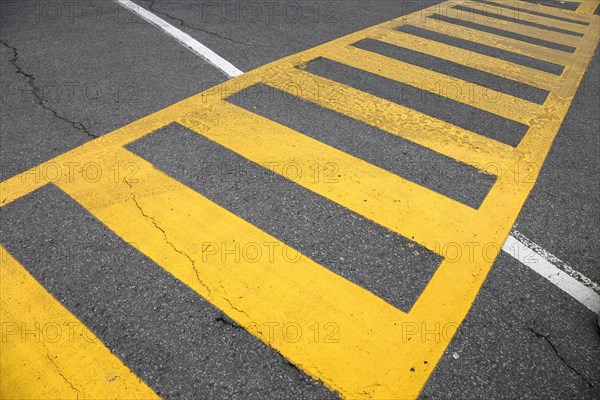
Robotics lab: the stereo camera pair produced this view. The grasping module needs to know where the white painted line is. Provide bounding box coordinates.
[511,230,600,293]
[114,0,243,78]
[503,231,600,314]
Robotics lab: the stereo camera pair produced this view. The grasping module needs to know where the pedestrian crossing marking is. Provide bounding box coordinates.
[265,67,521,170]
[324,45,543,124]
[56,146,417,397]
[462,2,590,34]
[576,0,600,13]
[483,0,591,20]
[2,0,599,398]
[408,17,578,63]
[0,246,159,399]
[178,100,479,247]
[374,29,563,90]
[443,6,585,47]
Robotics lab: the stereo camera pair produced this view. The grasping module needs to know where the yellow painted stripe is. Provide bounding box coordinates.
[552,17,600,98]
[466,2,589,34]
[487,0,590,22]
[262,66,520,171]
[55,147,438,399]
[576,0,600,14]
[514,18,600,159]
[0,96,195,207]
[482,0,592,22]
[325,44,541,125]
[373,28,562,91]
[0,246,159,400]
[175,100,479,248]
[409,17,574,65]
[436,7,584,47]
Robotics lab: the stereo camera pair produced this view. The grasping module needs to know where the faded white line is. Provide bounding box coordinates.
[114,0,243,78]
[503,231,600,314]
[511,230,600,293]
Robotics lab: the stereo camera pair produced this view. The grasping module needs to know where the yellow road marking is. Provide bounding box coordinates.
[55,147,420,397]
[178,101,479,248]
[265,67,521,171]
[324,44,542,124]
[443,6,584,47]
[465,1,590,34]
[483,0,592,22]
[408,17,574,65]
[1,0,599,398]
[576,1,600,14]
[374,28,562,91]
[0,246,159,399]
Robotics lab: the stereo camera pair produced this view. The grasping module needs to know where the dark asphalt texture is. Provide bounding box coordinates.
[1,0,598,398]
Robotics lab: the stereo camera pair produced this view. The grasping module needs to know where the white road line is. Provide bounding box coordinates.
[503,231,600,314]
[511,230,600,293]
[114,0,243,78]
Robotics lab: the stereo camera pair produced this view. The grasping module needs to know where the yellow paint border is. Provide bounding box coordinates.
[2,1,599,398]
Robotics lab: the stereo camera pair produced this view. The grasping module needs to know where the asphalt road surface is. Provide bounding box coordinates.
[1,0,599,399]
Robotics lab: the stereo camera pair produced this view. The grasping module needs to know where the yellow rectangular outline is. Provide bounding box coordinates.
[577,1,600,14]
[1,1,598,398]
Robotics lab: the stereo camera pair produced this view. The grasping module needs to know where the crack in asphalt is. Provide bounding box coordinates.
[0,39,98,139]
[215,315,242,329]
[125,181,211,296]
[360,382,387,397]
[214,277,254,324]
[478,285,594,388]
[527,327,594,388]
[146,0,253,47]
[42,342,81,398]
[125,180,256,332]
